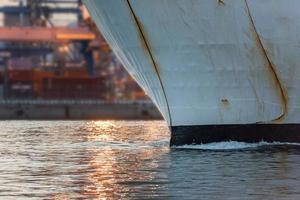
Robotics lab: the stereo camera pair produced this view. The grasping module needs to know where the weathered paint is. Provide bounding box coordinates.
[125,0,173,125]
[218,0,225,5]
[221,99,230,107]
[246,0,300,124]
[244,0,288,122]
[84,0,300,127]
[83,0,171,124]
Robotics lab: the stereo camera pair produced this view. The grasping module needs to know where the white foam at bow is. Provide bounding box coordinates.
[173,141,300,150]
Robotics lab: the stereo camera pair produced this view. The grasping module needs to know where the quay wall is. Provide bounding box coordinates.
[0,100,162,120]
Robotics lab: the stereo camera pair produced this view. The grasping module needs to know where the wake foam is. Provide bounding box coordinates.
[173,141,300,150]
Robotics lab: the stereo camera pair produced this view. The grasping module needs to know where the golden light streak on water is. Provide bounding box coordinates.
[1,121,300,199]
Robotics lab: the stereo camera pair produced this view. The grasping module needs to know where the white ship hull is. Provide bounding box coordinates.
[84,0,300,145]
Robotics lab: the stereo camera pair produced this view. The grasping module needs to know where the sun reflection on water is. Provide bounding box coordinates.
[1,121,300,199]
[78,120,170,199]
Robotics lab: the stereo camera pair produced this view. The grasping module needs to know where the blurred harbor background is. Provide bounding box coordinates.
[0,0,161,119]
[2,2,300,200]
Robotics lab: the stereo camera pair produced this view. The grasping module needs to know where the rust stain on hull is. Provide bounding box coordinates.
[218,0,225,6]
[245,0,288,123]
[221,99,230,107]
[125,0,172,125]
[135,18,160,73]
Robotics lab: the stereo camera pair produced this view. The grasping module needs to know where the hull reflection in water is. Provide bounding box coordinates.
[83,0,300,145]
[1,121,300,199]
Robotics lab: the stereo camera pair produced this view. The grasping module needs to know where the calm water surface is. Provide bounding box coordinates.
[1,120,300,199]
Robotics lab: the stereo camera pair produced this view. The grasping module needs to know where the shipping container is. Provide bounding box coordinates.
[8,58,33,71]
[32,70,55,96]
[0,85,4,99]
[8,70,33,81]
[7,58,34,82]
[0,72,3,84]
[63,68,89,78]
[41,77,107,100]
[7,81,34,99]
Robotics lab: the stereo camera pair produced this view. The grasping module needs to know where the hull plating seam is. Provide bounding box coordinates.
[125,0,173,126]
[245,0,288,122]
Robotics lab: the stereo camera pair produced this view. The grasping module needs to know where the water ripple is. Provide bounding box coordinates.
[0,120,300,199]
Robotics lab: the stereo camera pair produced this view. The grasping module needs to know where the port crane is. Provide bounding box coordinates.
[0,0,97,75]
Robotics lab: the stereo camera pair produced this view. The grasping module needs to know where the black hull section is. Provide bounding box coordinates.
[170,124,300,146]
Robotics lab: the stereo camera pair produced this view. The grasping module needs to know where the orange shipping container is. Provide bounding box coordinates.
[32,70,55,95]
[8,70,33,81]
[64,68,89,78]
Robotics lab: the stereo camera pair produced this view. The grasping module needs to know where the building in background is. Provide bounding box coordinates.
[0,0,148,101]
[0,0,160,120]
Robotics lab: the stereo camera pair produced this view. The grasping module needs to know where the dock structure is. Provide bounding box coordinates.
[0,0,150,121]
[0,27,95,43]
[0,100,162,120]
